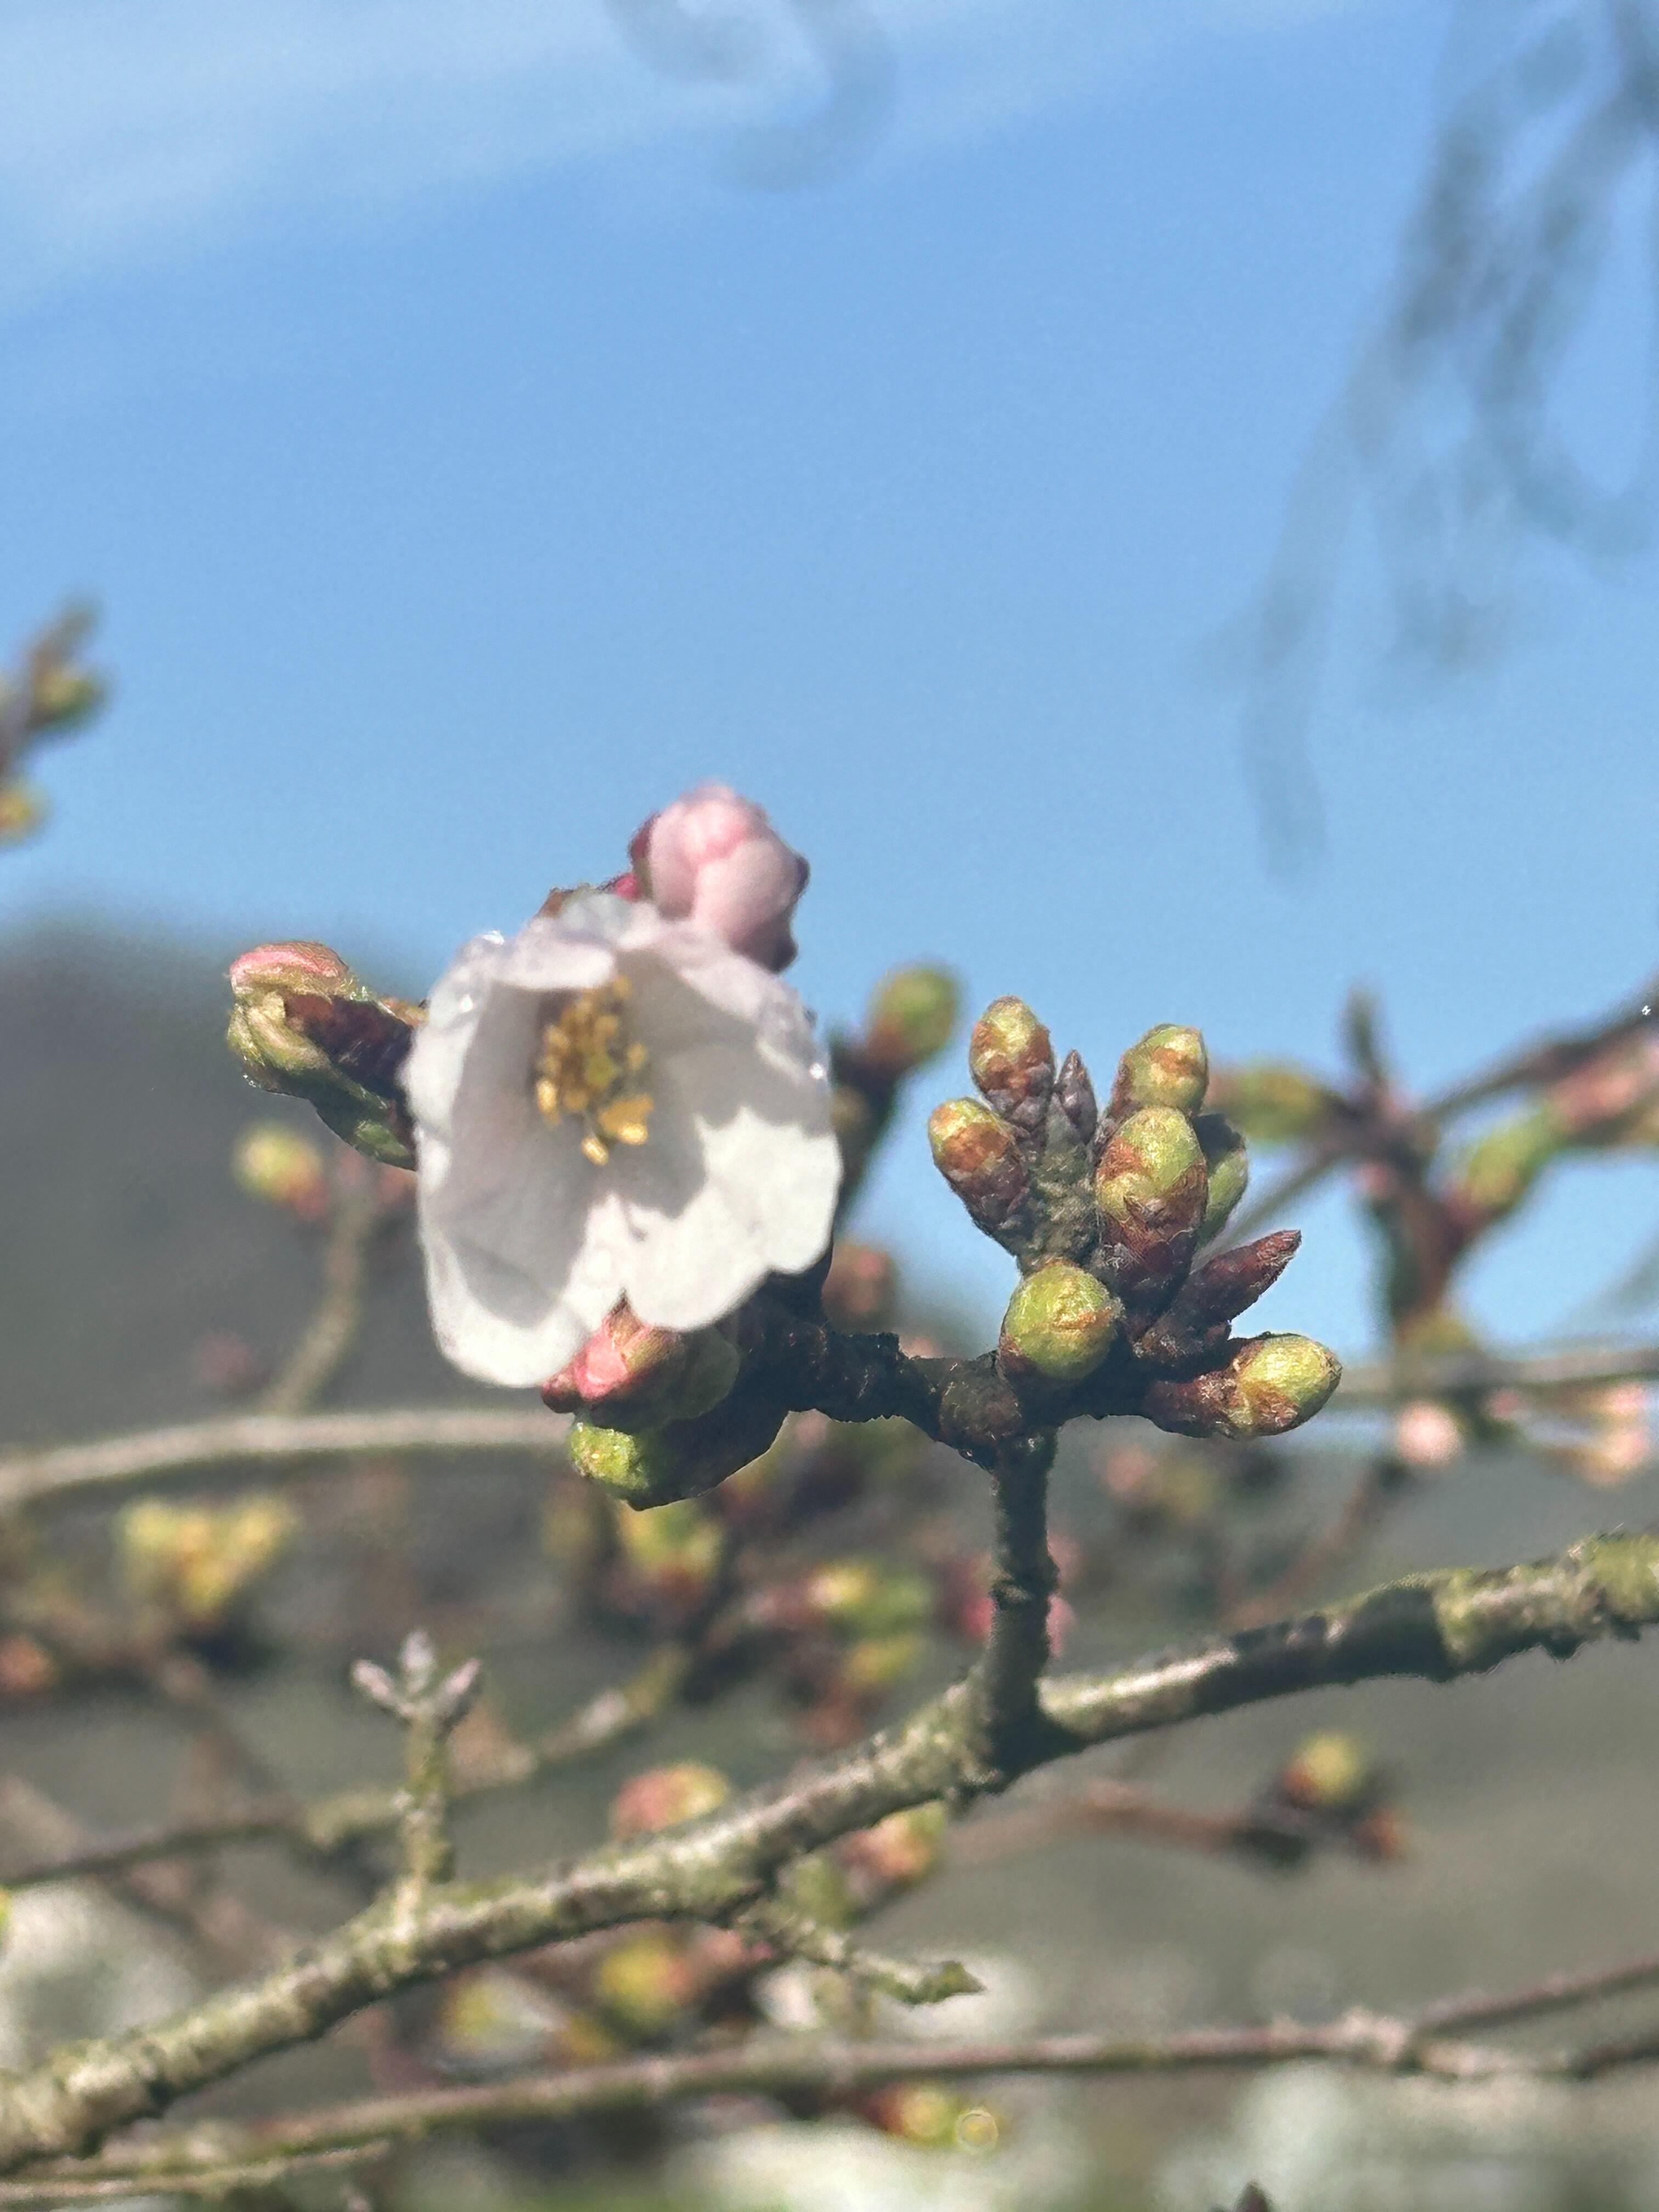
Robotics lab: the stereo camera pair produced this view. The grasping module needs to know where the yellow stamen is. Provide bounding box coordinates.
[534,980,654,1166]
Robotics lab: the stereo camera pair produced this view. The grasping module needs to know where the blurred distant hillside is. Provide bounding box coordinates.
[0,923,464,1448]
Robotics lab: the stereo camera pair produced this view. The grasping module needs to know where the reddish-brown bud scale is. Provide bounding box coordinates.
[1177,1231,1301,1327]
[1093,1106,1209,1301]
[283,992,416,1099]
[928,1098,1031,1242]
[1133,1231,1301,1368]
[968,997,1055,1132]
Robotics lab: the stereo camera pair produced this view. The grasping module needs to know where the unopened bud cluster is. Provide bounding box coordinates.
[932,1001,1339,1440]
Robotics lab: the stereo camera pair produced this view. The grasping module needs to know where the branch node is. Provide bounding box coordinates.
[351,1631,482,1889]
[737,1897,981,2007]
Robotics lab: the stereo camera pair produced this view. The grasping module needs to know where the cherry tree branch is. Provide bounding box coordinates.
[0,1650,688,1890]
[0,1533,1653,2170]
[1334,1338,1659,1408]
[1228,974,1659,1243]
[258,1173,391,1417]
[16,1943,1659,2203]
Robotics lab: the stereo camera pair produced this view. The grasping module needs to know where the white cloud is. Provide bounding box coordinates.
[0,0,1380,303]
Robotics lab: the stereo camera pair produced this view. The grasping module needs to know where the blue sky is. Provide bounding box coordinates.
[1,0,1656,1358]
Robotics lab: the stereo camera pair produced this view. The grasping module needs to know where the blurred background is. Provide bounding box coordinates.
[4,3,1659,2208]
[2,0,1658,1351]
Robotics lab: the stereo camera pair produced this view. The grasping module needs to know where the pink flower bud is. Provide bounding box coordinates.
[543,1303,681,1410]
[228,940,359,999]
[540,1301,740,1427]
[630,784,808,972]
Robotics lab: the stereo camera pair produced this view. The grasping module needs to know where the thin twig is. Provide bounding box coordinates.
[259,1174,388,1417]
[0,1407,566,1516]
[952,1779,1257,1868]
[0,1533,1651,2170]
[0,1649,689,1889]
[1334,1338,1659,1408]
[1223,1456,1404,1629]
[1228,975,1659,1243]
[21,1953,1659,2200]
[1414,1945,1659,2037]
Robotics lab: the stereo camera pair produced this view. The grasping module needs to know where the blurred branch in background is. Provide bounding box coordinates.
[0,607,104,846]
[10,1862,1659,2200]
[1226,0,1659,873]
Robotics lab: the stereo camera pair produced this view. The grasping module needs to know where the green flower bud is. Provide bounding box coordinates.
[968,997,1054,1130]
[1453,1105,1561,1221]
[120,1494,299,1634]
[1093,1107,1209,1297]
[28,664,104,731]
[569,1389,787,1509]
[862,966,959,1076]
[1208,1062,1340,1146]
[928,1098,1030,1244]
[611,1497,725,1613]
[780,1850,857,1931]
[864,2084,1002,2150]
[1141,1332,1341,1440]
[8,604,104,737]
[226,941,418,1169]
[568,1423,681,1506]
[1108,1024,1209,1118]
[1194,1111,1249,1243]
[998,1260,1122,1385]
[232,1122,330,1218]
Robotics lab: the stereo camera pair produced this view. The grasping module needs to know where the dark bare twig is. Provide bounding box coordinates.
[1228,974,1659,1245]
[0,1649,689,1891]
[1223,1456,1407,1629]
[259,1172,392,1417]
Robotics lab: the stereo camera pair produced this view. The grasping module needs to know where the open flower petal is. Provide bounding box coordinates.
[407,894,839,1388]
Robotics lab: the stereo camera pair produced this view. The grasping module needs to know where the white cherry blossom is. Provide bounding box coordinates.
[404,891,840,1388]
